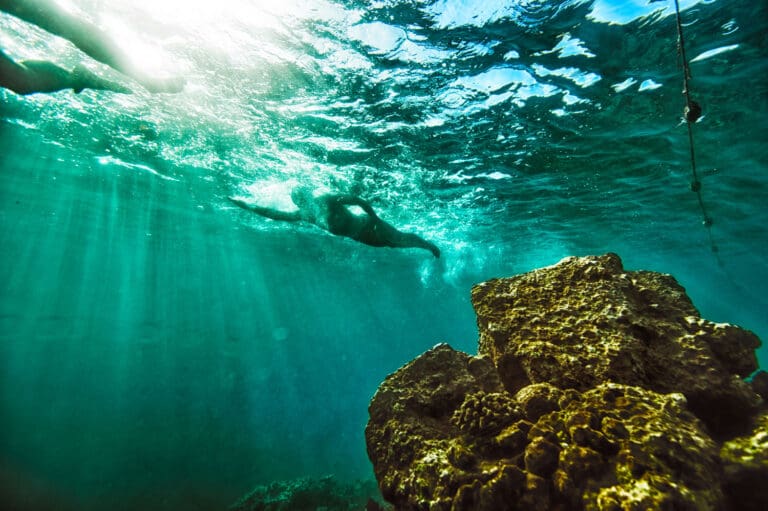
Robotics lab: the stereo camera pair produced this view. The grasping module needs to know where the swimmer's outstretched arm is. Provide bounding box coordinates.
[228,197,301,222]
[0,0,184,93]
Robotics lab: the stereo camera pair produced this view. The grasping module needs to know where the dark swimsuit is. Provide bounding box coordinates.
[326,201,386,246]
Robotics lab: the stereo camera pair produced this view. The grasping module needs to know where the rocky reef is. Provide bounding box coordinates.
[366,253,767,511]
[229,475,387,511]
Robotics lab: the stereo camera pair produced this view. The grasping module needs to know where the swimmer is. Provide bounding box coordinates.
[0,0,184,93]
[0,50,130,94]
[229,187,440,258]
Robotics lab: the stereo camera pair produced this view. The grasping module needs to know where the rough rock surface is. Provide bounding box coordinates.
[229,476,387,511]
[366,254,765,511]
[720,411,768,511]
[471,253,761,438]
[365,343,504,509]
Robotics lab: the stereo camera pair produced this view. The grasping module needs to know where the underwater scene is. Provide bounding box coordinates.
[1,0,766,510]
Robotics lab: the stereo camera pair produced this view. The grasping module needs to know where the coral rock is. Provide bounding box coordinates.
[720,411,768,511]
[229,476,386,511]
[751,370,768,400]
[366,254,765,511]
[471,253,761,438]
[365,344,503,509]
[367,376,726,510]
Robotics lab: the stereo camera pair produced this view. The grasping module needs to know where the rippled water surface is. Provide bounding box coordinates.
[1,0,766,509]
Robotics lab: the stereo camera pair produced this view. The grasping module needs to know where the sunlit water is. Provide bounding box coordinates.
[1,0,766,509]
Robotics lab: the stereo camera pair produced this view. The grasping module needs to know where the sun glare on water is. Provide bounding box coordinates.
[98,0,318,74]
[121,0,294,30]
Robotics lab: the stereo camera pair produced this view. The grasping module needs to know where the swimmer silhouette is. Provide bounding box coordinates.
[1,50,131,94]
[229,187,440,258]
[0,0,184,93]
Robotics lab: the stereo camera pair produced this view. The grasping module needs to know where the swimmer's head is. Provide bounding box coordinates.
[290,186,314,208]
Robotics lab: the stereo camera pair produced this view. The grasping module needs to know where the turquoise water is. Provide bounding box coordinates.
[1,0,766,509]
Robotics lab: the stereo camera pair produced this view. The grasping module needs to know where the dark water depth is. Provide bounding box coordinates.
[1,0,766,509]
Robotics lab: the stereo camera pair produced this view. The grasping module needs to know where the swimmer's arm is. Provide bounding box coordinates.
[228,197,301,222]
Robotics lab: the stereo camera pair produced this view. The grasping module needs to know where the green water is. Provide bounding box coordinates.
[1,124,483,509]
[1,0,766,509]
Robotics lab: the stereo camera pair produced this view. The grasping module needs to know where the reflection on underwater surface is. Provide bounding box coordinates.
[0,0,766,509]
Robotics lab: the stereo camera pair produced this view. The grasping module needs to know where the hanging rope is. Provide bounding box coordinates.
[673,0,718,254]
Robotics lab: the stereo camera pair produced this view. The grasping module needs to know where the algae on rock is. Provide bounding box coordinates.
[471,253,761,438]
[366,254,765,511]
[230,475,385,511]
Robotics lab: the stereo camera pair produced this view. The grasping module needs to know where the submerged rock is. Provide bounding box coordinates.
[365,344,503,509]
[366,254,766,511]
[720,411,768,511]
[229,475,386,511]
[471,253,761,438]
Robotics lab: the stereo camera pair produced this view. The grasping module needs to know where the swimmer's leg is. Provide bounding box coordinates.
[70,64,132,93]
[0,52,130,94]
[0,53,66,94]
[362,217,440,258]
